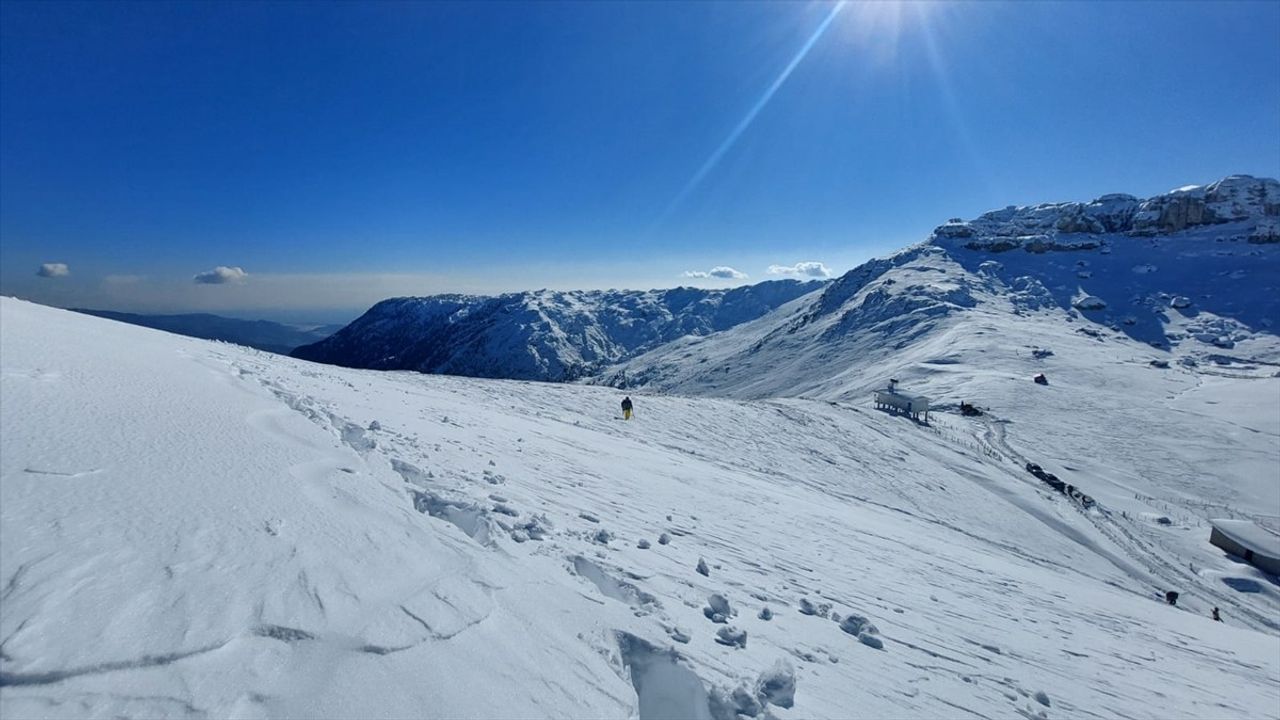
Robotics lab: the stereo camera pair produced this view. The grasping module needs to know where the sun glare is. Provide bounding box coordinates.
[836,0,942,64]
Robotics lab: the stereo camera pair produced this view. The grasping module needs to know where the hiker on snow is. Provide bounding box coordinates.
[1212,607,1222,622]
[621,396,633,420]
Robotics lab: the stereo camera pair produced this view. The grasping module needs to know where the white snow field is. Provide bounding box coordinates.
[3,297,1278,719]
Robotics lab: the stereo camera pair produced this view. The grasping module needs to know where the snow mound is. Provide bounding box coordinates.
[1073,294,1107,311]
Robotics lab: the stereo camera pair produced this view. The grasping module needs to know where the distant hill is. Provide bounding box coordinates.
[291,280,826,381]
[72,310,341,354]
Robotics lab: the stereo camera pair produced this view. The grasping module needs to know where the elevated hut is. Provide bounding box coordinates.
[873,379,930,422]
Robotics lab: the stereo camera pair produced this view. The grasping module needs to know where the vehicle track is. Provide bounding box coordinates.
[975,413,1279,632]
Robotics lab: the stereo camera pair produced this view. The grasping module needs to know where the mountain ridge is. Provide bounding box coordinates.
[605,174,1280,400]
[72,309,341,355]
[291,279,827,381]
[293,175,1278,393]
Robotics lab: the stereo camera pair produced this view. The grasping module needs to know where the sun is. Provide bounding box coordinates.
[834,0,943,64]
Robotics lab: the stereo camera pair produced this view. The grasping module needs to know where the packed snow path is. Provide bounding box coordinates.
[2,299,1278,719]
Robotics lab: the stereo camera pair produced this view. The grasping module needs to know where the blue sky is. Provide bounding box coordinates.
[2,1,1278,321]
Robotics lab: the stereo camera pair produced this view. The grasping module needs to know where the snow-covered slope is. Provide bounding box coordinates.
[607,176,1280,521]
[292,280,825,382]
[3,298,1278,719]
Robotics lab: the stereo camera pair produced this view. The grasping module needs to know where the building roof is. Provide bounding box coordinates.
[874,389,929,403]
[1210,519,1280,560]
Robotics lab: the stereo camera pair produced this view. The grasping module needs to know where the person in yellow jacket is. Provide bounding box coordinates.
[621,396,633,420]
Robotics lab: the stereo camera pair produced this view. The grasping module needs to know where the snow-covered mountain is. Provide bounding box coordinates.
[936,174,1280,247]
[3,298,1277,719]
[292,280,825,382]
[72,309,341,355]
[607,175,1280,401]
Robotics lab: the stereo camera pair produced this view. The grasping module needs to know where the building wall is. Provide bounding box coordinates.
[875,392,928,413]
[1211,527,1280,576]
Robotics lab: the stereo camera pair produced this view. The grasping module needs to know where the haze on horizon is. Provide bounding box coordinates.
[2,0,1278,323]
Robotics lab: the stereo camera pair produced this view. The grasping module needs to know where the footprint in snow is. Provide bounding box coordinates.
[508,513,552,543]
[798,598,830,616]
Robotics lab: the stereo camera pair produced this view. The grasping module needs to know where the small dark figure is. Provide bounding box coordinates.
[1033,373,1049,386]
[1165,590,1179,606]
[1212,607,1222,622]
[621,396,633,420]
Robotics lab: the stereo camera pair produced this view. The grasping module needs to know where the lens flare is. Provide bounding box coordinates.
[656,1,848,226]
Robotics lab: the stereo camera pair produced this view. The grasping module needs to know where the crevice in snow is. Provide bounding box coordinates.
[0,641,229,688]
[572,557,659,609]
[252,624,316,643]
[616,633,716,720]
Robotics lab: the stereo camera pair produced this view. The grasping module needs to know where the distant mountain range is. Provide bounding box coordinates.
[73,310,342,355]
[291,280,826,381]
[290,175,1278,395]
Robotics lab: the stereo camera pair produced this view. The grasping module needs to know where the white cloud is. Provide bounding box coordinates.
[193,266,248,284]
[682,266,747,280]
[709,266,747,279]
[766,261,832,278]
[37,262,69,278]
